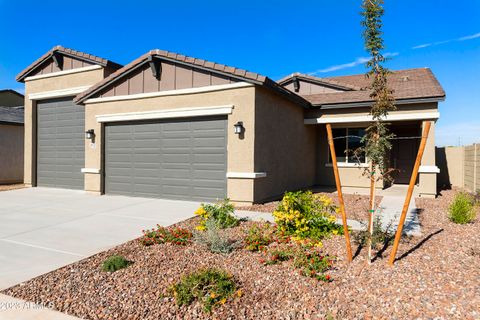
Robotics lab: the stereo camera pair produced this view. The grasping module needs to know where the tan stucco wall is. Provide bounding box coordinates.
[418,120,437,197]
[0,124,24,183]
[252,87,316,202]
[23,68,106,186]
[84,86,256,202]
[436,146,464,188]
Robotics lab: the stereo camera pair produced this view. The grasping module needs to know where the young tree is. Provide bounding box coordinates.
[360,0,395,263]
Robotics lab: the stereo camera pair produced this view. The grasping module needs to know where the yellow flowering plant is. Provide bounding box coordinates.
[273,191,343,241]
[195,199,239,231]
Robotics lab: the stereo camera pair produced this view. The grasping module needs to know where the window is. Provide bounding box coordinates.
[329,128,366,164]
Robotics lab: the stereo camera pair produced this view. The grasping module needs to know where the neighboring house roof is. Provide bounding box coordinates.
[277,73,361,91]
[74,49,311,107]
[0,106,24,124]
[16,45,123,82]
[296,68,446,107]
[0,89,24,107]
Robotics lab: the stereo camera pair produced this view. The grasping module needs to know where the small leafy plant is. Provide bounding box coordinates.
[354,215,394,250]
[273,191,343,241]
[195,199,239,231]
[293,248,335,282]
[141,225,192,246]
[244,222,279,251]
[448,192,477,224]
[170,268,237,312]
[260,246,294,265]
[194,219,241,254]
[102,255,131,272]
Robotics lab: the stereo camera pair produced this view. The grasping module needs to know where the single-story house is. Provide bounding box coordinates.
[16,46,445,204]
[0,90,24,184]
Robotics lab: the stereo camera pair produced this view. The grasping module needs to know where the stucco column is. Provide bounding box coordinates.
[23,94,35,187]
[418,120,437,198]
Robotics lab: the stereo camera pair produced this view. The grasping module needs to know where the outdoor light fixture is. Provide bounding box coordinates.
[234,121,244,135]
[85,129,95,140]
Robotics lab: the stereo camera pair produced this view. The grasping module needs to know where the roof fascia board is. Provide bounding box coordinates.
[281,76,354,91]
[318,97,445,109]
[24,65,103,82]
[304,111,440,124]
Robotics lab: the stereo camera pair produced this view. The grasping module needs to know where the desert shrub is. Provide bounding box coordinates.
[293,248,334,282]
[194,219,240,254]
[170,268,237,312]
[354,215,394,250]
[448,192,477,224]
[260,246,295,265]
[273,191,343,241]
[102,255,131,272]
[141,225,192,246]
[195,199,239,231]
[244,222,281,251]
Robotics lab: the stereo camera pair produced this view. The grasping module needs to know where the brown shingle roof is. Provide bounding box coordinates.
[16,45,123,82]
[74,49,310,107]
[277,73,362,91]
[300,68,445,106]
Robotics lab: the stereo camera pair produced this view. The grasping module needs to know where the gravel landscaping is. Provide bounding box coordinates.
[3,189,479,319]
[238,192,383,221]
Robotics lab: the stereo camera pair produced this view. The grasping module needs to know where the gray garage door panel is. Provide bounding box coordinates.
[105,117,227,201]
[37,97,85,189]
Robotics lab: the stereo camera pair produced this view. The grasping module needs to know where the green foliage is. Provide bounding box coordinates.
[101,255,131,272]
[141,225,192,246]
[194,219,240,254]
[354,215,394,250]
[195,199,239,231]
[273,191,343,241]
[359,0,396,181]
[170,268,237,312]
[292,248,334,282]
[448,192,477,224]
[244,222,278,252]
[261,246,295,265]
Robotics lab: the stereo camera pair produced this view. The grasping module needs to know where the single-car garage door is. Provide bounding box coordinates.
[104,116,227,201]
[36,97,85,189]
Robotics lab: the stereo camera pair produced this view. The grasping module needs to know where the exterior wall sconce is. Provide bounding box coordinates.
[85,129,95,140]
[234,121,244,135]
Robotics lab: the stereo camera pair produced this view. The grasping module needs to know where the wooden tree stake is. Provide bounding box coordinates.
[326,123,353,262]
[367,162,376,264]
[388,121,431,266]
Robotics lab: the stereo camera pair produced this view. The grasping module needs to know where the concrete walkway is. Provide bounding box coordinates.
[0,294,79,319]
[0,187,199,290]
[376,185,422,236]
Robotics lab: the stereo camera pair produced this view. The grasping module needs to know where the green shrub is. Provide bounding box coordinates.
[448,192,477,224]
[195,199,239,231]
[194,219,240,254]
[102,255,131,272]
[261,246,295,265]
[141,225,192,246]
[293,248,334,282]
[354,215,394,250]
[273,191,343,241]
[170,268,237,312]
[244,222,279,251]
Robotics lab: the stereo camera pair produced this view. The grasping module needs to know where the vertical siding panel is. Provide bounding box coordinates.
[192,69,211,88]
[143,64,160,93]
[63,56,73,70]
[175,65,193,90]
[211,74,230,85]
[114,78,129,96]
[128,67,144,95]
[72,58,83,69]
[160,62,175,91]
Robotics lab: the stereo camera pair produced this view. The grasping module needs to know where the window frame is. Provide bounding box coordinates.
[327,127,368,166]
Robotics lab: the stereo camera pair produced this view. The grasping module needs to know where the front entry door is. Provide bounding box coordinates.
[391,137,418,184]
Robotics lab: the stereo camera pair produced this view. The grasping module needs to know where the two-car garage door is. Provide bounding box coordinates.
[104,116,227,202]
[36,98,227,202]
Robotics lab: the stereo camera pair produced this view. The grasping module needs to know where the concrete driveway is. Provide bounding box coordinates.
[0,187,199,290]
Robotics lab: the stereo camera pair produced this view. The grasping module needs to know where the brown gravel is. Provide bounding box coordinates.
[0,183,25,192]
[3,189,479,319]
[238,192,383,221]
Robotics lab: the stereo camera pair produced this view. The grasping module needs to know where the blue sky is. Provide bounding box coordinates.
[0,0,478,146]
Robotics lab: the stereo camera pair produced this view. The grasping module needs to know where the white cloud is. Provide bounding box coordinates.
[436,122,480,147]
[412,31,480,49]
[458,32,480,41]
[309,52,399,75]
